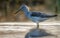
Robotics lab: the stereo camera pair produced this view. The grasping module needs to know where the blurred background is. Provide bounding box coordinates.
[0,0,60,22]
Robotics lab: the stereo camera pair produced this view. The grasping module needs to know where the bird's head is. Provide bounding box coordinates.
[15,4,29,14]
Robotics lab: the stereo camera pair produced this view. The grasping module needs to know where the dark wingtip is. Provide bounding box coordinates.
[54,15,58,17]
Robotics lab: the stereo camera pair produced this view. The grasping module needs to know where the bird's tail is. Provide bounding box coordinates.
[46,15,57,18]
[52,15,57,17]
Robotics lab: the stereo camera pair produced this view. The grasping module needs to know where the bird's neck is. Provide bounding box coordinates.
[22,8,30,16]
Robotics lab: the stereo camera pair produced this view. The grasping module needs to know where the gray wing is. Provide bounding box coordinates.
[31,12,57,18]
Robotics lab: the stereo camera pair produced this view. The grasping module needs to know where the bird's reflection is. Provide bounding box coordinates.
[25,29,54,38]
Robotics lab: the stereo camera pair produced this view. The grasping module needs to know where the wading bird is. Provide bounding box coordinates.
[15,4,57,38]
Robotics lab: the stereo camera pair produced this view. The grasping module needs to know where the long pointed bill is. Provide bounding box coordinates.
[15,8,21,14]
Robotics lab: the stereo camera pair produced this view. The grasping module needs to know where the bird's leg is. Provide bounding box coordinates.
[36,23,39,29]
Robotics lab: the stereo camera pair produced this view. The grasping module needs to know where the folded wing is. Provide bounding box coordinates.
[31,12,57,18]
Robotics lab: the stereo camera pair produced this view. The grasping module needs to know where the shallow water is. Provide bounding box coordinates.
[0,24,59,38]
